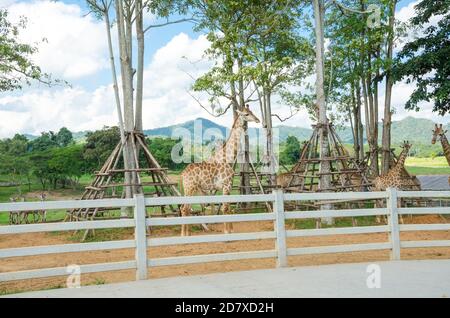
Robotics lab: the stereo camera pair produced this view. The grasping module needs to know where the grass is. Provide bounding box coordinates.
[0,156,448,226]
[288,215,378,230]
[66,227,133,243]
[406,156,449,167]
[405,156,450,175]
[406,166,450,175]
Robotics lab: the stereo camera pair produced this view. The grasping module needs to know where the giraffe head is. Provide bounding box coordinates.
[399,141,412,159]
[400,140,411,151]
[10,196,24,202]
[432,124,447,144]
[236,105,260,125]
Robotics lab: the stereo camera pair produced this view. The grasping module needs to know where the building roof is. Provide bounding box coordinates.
[416,175,450,191]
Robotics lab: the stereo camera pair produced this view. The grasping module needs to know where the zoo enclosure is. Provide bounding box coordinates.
[1,189,450,282]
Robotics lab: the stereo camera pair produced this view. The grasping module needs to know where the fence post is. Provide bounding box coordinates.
[273,189,287,267]
[387,188,401,260]
[134,194,148,280]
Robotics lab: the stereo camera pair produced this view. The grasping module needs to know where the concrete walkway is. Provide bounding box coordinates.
[4,260,450,298]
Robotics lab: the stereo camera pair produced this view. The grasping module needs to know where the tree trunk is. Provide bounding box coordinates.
[381,0,397,174]
[115,0,135,214]
[237,59,251,195]
[373,61,380,176]
[104,9,126,141]
[349,69,359,160]
[135,0,144,133]
[314,0,333,225]
[355,81,364,160]
[264,90,276,185]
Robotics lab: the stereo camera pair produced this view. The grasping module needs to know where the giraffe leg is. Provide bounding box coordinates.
[399,198,404,224]
[222,183,233,234]
[375,199,383,224]
[181,187,194,236]
[180,204,191,236]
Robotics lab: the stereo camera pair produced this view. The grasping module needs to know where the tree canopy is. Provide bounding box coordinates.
[394,0,450,114]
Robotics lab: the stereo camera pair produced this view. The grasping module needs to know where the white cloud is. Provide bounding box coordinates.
[7,0,108,80]
[385,81,450,124]
[0,1,448,139]
[0,85,118,137]
[395,0,444,52]
[396,0,418,23]
[140,32,313,130]
[0,32,216,138]
[140,33,225,128]
[0,0,16,7]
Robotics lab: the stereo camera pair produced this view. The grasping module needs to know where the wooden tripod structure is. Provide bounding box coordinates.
[66,131,180,225]
[281,122,371,193]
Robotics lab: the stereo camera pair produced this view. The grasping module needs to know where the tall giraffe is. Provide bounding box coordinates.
[432,123,450,164]
[373,141,411,191]
[180,106,260,236]
[432,124,450,184]
[373,141,412,223]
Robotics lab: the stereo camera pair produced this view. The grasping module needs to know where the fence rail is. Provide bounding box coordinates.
[0,188,449,283]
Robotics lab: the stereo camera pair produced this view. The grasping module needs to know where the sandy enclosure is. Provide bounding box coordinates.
[1,215,450,295]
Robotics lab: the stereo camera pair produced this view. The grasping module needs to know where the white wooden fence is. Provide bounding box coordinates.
[0,188,450,282]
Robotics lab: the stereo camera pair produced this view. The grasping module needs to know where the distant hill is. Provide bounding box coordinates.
[389,116,450,144]
[21,116,449,146]
[275,125,315,142]
[23,134,38,141]
[23,131,90,143]
[144,116,448,146]
[144,118,227,142]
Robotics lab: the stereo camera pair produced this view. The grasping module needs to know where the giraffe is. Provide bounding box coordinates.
[431,124,450,184]
[373,141,412,223]
[180,105,260,236]
[33,193,47,223]
[9,196,23,225]
[9,193,47,225]
[9,195,31,224]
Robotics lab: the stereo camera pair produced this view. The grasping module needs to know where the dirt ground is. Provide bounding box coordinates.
[1,215,450,295]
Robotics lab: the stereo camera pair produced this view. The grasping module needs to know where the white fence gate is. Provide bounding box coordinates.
[1,188,450,282]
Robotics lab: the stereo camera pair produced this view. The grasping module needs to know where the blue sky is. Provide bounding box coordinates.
[0,0,446,138]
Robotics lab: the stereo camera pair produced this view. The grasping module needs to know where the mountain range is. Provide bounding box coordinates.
[143,116,449,145]
[22,116,449,146]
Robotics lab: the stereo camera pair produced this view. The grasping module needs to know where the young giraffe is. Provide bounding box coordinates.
[9,193,47,224]
[373,141,412,223]
[432,124,450,184]
[180,106,260,236]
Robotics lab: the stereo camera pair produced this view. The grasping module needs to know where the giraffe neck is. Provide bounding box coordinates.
[440,134,450,166]
[208,117,243,164]
[391,148,409,176]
